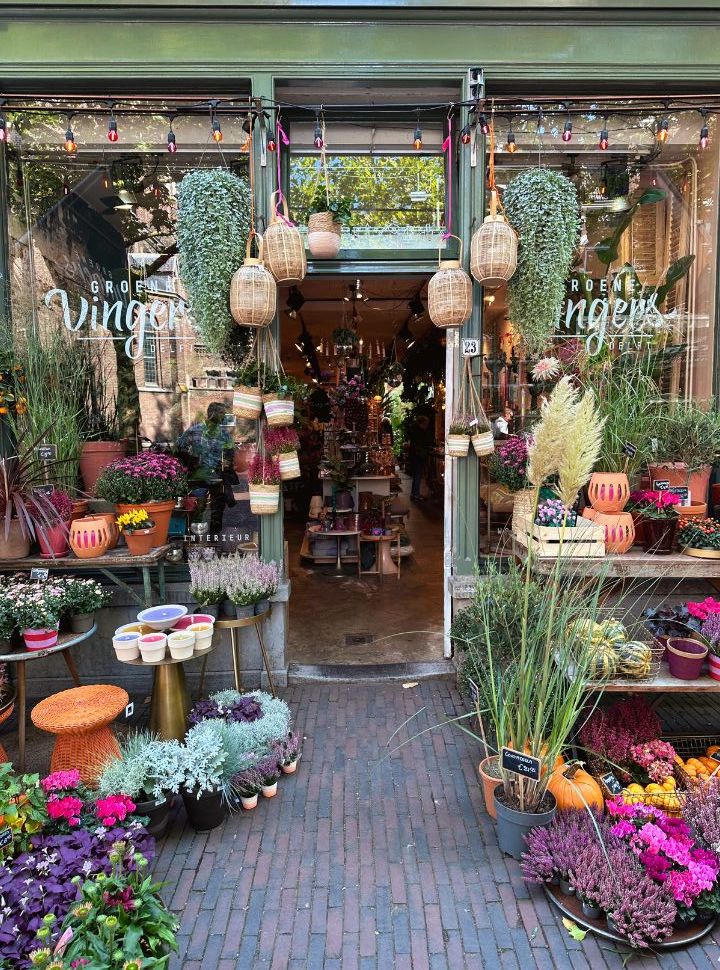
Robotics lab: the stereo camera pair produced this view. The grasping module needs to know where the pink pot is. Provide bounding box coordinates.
[667,637,708,680]
[709,654,720,682]
[23,626,59,651]
[37,521,71,559]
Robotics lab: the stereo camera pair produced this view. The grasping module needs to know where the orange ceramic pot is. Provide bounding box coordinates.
[588,472,630,514]
[116,500,175,547]
[124,527,157,557]
[69,516,111,560]
[593,511,636,554]
[678,502,707,520]
[79,440,127,495]
[648,463,712,506]
[95,512,119,550]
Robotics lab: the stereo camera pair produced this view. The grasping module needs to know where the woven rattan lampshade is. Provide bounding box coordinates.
[230,232,277,328]
[470,191,518,288]
[264,192,307,284]
[428,235,472,330]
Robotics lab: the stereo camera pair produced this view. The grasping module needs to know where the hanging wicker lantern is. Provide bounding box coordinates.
[230,231,277,328]
[470,190,518,288]
[428,235,472,330]
[264,192,307,284]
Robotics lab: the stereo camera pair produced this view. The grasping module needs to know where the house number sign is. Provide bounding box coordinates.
[461,338,480,357]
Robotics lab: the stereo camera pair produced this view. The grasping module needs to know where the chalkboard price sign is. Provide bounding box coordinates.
[622,441,638,458]
[34,484,55,498]
[0,828,12,850]
[601,772,623,795]
[711,751,720,764]
[501,746,541,782]
[36,443,57,461]
[30,568,50,582]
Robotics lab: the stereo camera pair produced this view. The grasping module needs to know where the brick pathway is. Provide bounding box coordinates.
[154,682,720,968]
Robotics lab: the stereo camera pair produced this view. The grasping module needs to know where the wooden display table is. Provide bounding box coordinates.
[360,530,401,583]
[0,546,170,608]
[513,543,720,580]
[305,529,361,577]
[0,625,96,770]
[601,670,720,693]
[211,610,276,698]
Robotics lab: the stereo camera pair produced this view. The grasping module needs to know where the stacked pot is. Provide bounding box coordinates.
[582,472,635,554]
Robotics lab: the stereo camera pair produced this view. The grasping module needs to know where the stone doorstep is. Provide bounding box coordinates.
[287,660,455,683]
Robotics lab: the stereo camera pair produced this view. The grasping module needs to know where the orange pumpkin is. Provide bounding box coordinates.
[547,763,604,812]
[522,742,564,776]
[707,746,720,757]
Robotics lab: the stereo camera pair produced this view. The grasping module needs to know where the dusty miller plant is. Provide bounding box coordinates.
[503,168,580,356]
[177,168,251,354]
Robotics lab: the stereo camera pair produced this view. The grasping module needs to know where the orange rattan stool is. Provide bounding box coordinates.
[0,701,14,764]
[31,685,128,786]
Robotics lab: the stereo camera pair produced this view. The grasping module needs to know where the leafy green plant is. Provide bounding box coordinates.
[653,403,720,471]
[307,185,355,225]
[331,327,358,349]
[594,187,666,266]
[97,732,184,801]
[177,169,251,353]
[0,765,47,857]
[503,168,580,355]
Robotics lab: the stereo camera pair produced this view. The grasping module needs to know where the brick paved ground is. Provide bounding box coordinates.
[153,681,720,969]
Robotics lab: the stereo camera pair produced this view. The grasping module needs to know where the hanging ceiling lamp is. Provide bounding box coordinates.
[64,115,76,154]
[428,235,472,330]
[699,110,710,149]
[106,102,119,143]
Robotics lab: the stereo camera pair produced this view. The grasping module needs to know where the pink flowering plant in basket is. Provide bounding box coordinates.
[248,454,281,486]
[264,427,300,456]
[96,452,189,504]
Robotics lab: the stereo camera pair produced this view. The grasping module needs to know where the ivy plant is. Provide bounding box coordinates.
[503,168,580,355]
[177,169,251,354]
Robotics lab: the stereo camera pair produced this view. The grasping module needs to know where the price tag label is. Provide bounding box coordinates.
[30,568,49,583]
[601,772,623,795]
[34,484,55,498]
[651,437,659,453]
[36,444,57,461]
[461,338,480,358]
[0,828,12,850]
[711,751,720,764]
[653,481,691,506]
[501,746,541,782]
[622,441,638,458]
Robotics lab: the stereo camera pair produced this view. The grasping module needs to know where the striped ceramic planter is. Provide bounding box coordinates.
[23,625,59,651]
[277,451,301,481]
[249,483,281,515]
[233,385,262,420]
[471,430,495,457]
[263,394,295,427]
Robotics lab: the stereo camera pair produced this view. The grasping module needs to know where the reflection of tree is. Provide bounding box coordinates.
[291,155,444,227]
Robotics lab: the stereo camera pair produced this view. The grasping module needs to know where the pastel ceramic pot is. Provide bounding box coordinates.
[168,631,195,660]
[22,626,59,651]
[708,654,720,682]
[593,512,636,554]
[667,637,708,680]
[138,632,167,663]
[174,613,216,631]
[137,605,188,631]
[189,623,213,652]
[115,622,154,637]
[113,632,140,661]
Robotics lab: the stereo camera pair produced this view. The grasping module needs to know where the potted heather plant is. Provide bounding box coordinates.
[116,508,157,557]
[188,556,225,617]
[275,731,302,774]
[256,752,281,798]
[487,435,533,517]
[234,764,263,810]
[96,452,189,546]
[264,426,301,481]
[248,454,281,515]
[32,488,74,559]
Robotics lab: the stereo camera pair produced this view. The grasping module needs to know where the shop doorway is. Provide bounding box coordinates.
[279,274,447,666]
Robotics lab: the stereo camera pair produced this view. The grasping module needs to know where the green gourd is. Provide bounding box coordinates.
[587,642,619,680]
[616,640,653,678]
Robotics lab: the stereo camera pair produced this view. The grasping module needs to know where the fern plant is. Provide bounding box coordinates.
[177,169,251,353]
[503,168,580,355]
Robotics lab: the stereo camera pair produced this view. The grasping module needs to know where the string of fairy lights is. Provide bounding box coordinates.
[0,95,717,155]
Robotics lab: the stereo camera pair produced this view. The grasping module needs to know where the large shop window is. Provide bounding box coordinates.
[483,105,720,416]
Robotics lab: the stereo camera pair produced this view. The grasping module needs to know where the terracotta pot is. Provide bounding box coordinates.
[116,500,175,547]
[94,512,119,550]
[69,515,112,559]
[37,521,70,559]
[642,516,678,554]
[0,520,31,560]
[124,526,157,557]
[70,500,89,522]
[234,443,257,475]
[588,472,630,514]
[478,756,500,819]
[679,501,707,520]
[648,462,712,505]
[593,512,635,554]
[79,440,127,495]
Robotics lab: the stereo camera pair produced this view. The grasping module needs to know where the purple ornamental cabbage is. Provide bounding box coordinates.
[228,697,263,723]
[187,698,224,725]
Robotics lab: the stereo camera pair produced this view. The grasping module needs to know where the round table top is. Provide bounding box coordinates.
[311,529,361,538]
[32,683,129,733]
[0,625,97,664]
[360,531,399,542]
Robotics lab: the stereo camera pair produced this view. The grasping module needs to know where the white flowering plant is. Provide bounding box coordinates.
[12,588,60,631]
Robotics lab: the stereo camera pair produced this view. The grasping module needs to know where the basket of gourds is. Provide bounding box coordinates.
[569,612,662,684]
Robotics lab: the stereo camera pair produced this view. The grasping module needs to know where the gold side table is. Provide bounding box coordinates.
[206,609,276,698]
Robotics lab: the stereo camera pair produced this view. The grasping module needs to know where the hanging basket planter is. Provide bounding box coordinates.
[230,232,277,328]
[471,430,495,457]
[307,211,341,259]
[428,235,472,330]
[446,433,471,458]
[264,192,307,284]
[263,393,295,427]
[470,190,518,288]
[249,483,281,515]
[233,385,263,420]
[277,451,301,481]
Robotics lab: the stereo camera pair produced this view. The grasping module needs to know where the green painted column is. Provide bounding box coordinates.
[252,73,285,567]
[452,76,485,575]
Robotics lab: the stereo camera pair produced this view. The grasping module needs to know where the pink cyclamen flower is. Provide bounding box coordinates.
[41,769,81,793]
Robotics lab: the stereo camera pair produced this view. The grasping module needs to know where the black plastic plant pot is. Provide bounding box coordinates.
[135,792,171,838]
[493,784,556,860]
[181,787,226,831]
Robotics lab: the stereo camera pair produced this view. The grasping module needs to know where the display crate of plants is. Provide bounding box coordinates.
[513,505,605,559]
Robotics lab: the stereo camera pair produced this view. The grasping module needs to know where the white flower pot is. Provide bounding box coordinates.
[240,793,258,810]
[113,633,140,661]
[261,782,278,798]
[168,632,195,660]
[188,623,213,652]
[281,760,298,775]
[138,633,167,663]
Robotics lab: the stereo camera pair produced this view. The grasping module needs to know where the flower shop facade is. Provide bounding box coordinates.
[2,1,720,692]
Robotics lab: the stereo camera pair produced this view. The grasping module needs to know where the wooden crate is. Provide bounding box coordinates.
[514,513,605,559]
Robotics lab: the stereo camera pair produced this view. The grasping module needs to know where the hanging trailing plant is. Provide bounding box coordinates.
[503,168,580,355]
[177,169,251,354]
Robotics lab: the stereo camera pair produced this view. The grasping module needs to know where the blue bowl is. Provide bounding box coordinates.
[137,604,188,631]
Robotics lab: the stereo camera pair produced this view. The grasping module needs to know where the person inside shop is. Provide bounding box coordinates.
[407,411,434,502]
[177,402,234,482]
[492,406,514,439]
